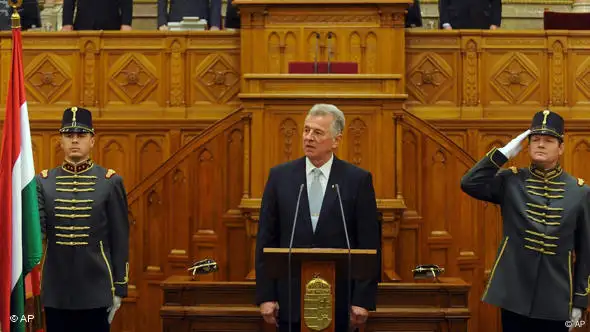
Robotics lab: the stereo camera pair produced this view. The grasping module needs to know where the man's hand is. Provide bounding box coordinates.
[498,129,531,159]
[107,296,122,324]
[158,25,168,31]
[350,306,369,328]
[120,25,132,31]
[570,307,582,332]
[61,25,73,31]
[259,301,279,326]
[490,25,498,30]
[210,26,220,31]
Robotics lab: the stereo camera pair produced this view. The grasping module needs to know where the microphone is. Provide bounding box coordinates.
[334,184,352,331]
[288,183,305,332]
[327,32,333,74]
[314,32,320,73]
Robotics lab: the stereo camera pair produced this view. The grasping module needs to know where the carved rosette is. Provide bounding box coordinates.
[407,53,453,104]
[25,53,73,104]
[462,40,478,106]
[550,41,565,106]
[490,52,539,104]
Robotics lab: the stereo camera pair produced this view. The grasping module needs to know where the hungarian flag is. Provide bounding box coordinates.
[0,14,43,332]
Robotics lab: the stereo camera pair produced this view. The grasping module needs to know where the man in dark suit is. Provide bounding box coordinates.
[158,0,222,30]
[405,0,422,28]
[62,0,133,31]
[255,104,380,332]
[439,0,501,30]
[225,0,240,29]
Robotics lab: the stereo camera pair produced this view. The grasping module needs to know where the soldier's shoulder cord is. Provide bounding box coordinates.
[508,166,518,175]
[105,169,117,179]
[578,178,585,187]
[40,169,49,178]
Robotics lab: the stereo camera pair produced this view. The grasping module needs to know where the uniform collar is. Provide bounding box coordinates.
[529,163,562,180]
[62,159,94,174]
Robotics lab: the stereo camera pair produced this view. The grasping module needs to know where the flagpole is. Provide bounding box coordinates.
[8,3,44,332]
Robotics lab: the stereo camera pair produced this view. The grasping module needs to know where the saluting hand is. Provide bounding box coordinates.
[498,129,531,159]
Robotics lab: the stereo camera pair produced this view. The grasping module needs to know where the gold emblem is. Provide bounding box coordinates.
[71,106,78,122]
[542,109,550,126]
[303,275,332,331]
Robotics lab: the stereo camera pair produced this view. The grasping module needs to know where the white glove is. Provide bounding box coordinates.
[570,307,582,331]
[107,296,122,324]
[498,129,531,159]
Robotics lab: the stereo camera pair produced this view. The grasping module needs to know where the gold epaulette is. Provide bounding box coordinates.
[578,178,585,186]
[105,169,116,179]
[40,169,48,178]
[509,166,518,174]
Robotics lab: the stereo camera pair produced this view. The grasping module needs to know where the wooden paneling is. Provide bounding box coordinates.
[4,30,590,332]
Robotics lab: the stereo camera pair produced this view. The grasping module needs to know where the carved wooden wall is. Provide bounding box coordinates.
[2,31,590,332]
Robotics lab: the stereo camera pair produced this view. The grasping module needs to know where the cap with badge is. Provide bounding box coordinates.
[59,106,95,134]
[528,109,564,141]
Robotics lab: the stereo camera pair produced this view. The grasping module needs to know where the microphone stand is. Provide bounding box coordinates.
[314,32,320,73]
[288,183,305,332]
[335,184,352,332]
[327,32,332,74]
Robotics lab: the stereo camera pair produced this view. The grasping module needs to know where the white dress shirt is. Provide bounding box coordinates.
[306,154,333,229]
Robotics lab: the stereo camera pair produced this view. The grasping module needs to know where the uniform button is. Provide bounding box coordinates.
[540,248,545,252]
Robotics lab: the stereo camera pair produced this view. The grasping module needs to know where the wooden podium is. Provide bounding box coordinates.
[263,248,378,332]
[234,0,411,283]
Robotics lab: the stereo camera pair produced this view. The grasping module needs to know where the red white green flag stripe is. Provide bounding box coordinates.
[0,19,43,332]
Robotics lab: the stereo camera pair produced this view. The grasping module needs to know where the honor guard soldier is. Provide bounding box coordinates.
[36,107,130,332]
[461,110,590,332]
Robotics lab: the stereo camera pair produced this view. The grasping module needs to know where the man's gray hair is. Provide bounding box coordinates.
[307,104,346,136]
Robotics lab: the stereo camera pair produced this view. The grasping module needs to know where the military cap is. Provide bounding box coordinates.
[529,109,564,141]
[59,106,94,134]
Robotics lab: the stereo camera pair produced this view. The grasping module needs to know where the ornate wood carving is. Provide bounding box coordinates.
[462,39,479,106]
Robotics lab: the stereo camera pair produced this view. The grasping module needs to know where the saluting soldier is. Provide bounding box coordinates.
[461,110,590,332]
[36,107,130,332]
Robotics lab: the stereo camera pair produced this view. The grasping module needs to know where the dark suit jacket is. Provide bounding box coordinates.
[225,0,240,29]
[405,0,422,28]
[439,0,501,29]
[63,0,133,30]
[255,156,380,328]
[158,0,222,28]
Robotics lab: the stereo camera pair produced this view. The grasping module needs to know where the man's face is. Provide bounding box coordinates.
[528,134,564,167]
[302,114,341,161]
[60,132,95,162]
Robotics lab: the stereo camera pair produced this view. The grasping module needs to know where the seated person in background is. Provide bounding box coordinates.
[439,0,501,30]
[158,0,222,31]
[405,0,422,28]
[62,0,133,31]
[225,0,240,30]
[0,0,40,30]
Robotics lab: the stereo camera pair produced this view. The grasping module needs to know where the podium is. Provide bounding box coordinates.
[263,248,378,332]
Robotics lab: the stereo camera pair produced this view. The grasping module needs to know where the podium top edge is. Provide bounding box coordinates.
[263,248,377,255]
[232,0,413,5]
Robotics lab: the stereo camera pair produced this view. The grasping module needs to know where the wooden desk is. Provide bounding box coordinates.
[161,276,470,332]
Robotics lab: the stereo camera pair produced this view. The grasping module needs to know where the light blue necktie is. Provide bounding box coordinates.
[309,168,323,232]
